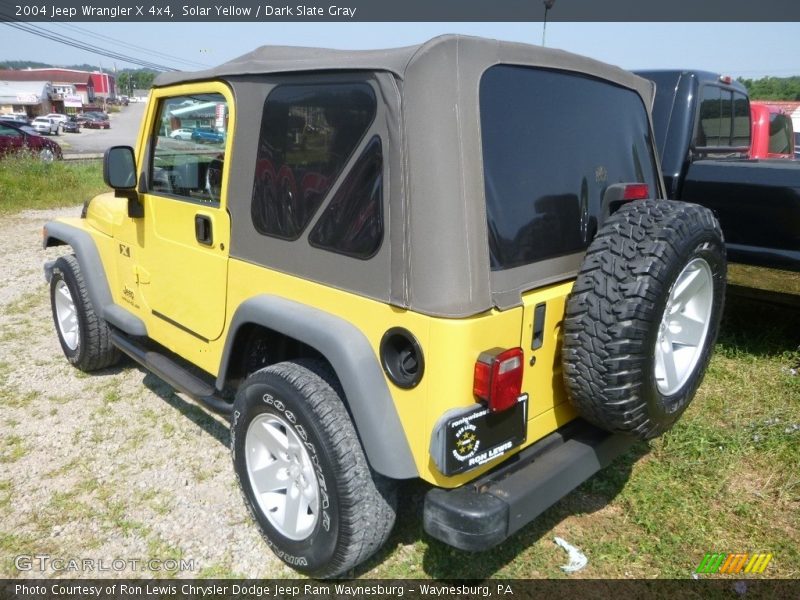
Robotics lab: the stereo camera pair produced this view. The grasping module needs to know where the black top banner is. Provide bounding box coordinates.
[2,0,800,22]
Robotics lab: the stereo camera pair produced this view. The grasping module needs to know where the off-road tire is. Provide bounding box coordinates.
[231,359,397,578]
[562,200,726,439]
[50,254,121,372]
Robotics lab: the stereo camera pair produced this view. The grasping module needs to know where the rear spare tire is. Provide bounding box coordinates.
[562,200,725,439]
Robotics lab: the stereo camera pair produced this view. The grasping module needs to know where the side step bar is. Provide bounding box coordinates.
[110,331,233,418]
[423,419,638,551]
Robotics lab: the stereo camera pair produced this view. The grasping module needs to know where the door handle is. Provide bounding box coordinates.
[195,214,213,246]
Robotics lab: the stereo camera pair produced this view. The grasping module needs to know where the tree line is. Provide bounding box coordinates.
[738,76,800,101]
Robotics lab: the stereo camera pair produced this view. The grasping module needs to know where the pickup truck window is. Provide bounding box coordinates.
[695,85,750,149]
[769,112,793,155]
[480,65,659,271]
[149,93,228,205]
[250,82,376,241]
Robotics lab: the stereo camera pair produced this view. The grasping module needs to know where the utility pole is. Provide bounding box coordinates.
[542,0,556,47]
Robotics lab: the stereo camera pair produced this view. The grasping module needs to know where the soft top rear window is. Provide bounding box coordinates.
[480,65,659,271]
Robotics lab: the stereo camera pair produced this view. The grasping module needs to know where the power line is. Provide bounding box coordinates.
[0,18,176,71]
[48,22,210,69]
[2,21,171,70]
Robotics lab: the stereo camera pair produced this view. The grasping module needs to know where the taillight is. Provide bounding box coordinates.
[622,183,649,200]
[473,347,524,412]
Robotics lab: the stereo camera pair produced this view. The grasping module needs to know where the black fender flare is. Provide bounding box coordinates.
[217,295,418,479]
[43,221,147,337]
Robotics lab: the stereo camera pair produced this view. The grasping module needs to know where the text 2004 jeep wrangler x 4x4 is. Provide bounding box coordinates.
[43,36,726,577]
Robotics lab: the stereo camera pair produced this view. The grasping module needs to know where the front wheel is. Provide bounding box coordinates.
[39,147,55,162]
[231,360,396,578]
[50,254,121,372]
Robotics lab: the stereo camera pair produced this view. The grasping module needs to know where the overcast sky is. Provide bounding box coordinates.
[0,22,798,78]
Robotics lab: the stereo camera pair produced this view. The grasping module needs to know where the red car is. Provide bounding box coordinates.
[0,121,62,162]
[750,102,795,159]
[82,115,110,129]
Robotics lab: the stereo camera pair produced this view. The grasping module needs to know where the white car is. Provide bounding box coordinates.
[45,113,69,129]
[169,128,194,141]
[32,117,59,135]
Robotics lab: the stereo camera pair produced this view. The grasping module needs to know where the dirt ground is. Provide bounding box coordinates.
[0,207,291,578]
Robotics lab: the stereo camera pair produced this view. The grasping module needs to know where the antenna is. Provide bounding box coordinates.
[542,0,556,47]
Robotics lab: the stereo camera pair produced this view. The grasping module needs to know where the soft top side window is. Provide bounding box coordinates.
[308,136,383,259]
[250,82,377,241]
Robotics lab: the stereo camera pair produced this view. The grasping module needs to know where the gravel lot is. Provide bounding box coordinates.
[0,207,294,579]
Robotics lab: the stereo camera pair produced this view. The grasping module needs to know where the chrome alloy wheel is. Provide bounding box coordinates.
[245,412,320,540]
[54,279,79,351]
[654,257,714,395]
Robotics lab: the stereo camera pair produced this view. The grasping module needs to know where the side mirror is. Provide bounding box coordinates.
[103,146,143,218]
[103,146,136,189]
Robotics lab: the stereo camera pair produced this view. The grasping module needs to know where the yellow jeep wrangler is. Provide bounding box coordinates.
[43,35,725,577]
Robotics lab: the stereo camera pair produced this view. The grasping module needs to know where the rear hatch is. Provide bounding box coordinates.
[478,65,663,435]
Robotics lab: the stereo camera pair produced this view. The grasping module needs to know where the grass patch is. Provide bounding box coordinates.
[0,155,106,215]
[0,435,27,463]
[0,481,12,512]
[1,390,37,409]
[4,291,42,316]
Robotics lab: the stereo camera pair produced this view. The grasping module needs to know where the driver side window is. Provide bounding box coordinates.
[149,93,228,205]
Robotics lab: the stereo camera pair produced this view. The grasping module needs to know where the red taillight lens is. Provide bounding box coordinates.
[622,183,649,200]
[473,347,524,412]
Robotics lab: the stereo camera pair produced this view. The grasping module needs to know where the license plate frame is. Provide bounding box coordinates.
[441,394,528,476]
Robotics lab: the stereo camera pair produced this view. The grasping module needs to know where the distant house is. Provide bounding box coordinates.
[0,69,96,112]
[89,71,116,100]
[0,80,54,116]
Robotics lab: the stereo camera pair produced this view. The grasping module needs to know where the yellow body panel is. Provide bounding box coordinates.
[222,261,577,487]
[72,82,579,488]
[98,82,236,366]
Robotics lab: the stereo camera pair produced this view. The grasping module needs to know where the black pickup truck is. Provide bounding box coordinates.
[637,70,800,276]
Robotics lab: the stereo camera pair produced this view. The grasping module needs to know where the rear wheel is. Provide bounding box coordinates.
[231,360,396,578]
[562,200,726,439]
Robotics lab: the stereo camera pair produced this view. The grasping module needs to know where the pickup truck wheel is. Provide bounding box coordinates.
[50,254,121,372]
[562,200,726,439]
[231,359,397,578]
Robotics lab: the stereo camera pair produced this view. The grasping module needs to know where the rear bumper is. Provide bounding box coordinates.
[423,419,637,551]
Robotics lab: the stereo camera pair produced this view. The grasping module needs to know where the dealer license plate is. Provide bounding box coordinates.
[441,394,528,475]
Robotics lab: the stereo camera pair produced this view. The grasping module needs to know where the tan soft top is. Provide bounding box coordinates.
[154,34,653,105]
[155,35,659,318]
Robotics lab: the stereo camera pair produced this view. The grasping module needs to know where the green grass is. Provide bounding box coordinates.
[0,155,106,215]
